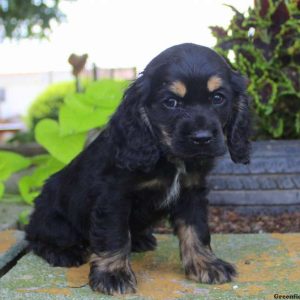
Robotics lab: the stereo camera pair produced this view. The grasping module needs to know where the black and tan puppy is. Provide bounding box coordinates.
[26,43,251,295]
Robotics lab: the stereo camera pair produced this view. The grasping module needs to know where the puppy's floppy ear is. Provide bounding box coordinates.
[110,74,160,172]
[226,71,251,164]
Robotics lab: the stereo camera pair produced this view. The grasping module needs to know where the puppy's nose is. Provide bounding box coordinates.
[190,130,213,144]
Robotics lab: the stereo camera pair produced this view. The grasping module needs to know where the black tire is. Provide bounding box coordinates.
[207,140,300,214]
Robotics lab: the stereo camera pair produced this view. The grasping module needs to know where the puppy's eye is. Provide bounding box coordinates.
[212,93,225,105]
[163,98,179,109]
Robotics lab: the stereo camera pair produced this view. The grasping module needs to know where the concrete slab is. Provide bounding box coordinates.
[0,202,30,231]
[0,230,28,271]
[0,234,299,299]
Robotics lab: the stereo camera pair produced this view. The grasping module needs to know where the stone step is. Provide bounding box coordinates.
[0,230,28,274]
[0,202,31,231]
[0,233,299,299]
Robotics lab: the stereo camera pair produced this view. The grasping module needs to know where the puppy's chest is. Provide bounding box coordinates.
[135,161,203,207]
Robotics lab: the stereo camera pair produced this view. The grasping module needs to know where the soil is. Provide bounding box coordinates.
[208,207,300,233]
[154,207,300,234]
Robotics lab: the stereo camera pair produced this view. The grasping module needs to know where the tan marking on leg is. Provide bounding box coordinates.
[169,81,187,97]
[176,219,234,283]
[89,241,137,294]
[90,251,128,272]
[207,75,222,92]
[90,238,131,272]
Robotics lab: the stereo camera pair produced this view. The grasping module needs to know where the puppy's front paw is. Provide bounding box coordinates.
[185,258,237,284]
[89,267,137,295]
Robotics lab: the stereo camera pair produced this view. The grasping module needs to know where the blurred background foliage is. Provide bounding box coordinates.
[211,0,300,139]
[0,79,128,209]
[0,0,69,41]
[27,80,77,129]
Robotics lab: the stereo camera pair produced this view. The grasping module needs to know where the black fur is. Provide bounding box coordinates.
[26,43,251,294]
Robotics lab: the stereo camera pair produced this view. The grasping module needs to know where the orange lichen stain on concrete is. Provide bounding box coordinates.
[215,282,266,297]
[65,251,196,299]
[236,252,285,283]
[272,233,300,257]
[234,285,266,297]
[132,251,195,300]
[66,263,89,287]
[213,283,232,291]
[272,233,300,281]
[230,233,300,287]
[215,273,268,297]
[0,230,17,253]
[17,288,72,296]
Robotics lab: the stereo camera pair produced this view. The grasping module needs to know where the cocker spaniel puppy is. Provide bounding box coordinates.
[26,43,251,295]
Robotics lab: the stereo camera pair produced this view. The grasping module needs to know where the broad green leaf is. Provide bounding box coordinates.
[35,119,86,164]
[64,93,91,106]
[0,182,4,199]
[0,151,31,181]
[18,176,40,204]
[59,99,114,136]
[30,154,52,165]
[18,155,65,204]
[18,209,31,225]
[59,80,126,135]
[84,80,127,109]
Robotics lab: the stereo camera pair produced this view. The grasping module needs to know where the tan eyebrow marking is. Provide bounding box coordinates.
[207,75,222,92]
[169,81,187,97]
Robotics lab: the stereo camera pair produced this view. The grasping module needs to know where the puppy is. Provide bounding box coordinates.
[26,43,251,295]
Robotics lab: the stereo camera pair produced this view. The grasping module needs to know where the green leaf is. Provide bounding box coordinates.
[0,182,4,199]
[272,118,284,138]
[30,154,52,165]
[211,0,300,139]
[18,176,40,205]
[18,209,31,225]
[264,106,273,115]
[0,151,31,181]
[35,119,86,164]
[27,80,76,129]
[59,98,114,135]
[59,80,127,136]
[18,155,65,204]
[84,80,128,109]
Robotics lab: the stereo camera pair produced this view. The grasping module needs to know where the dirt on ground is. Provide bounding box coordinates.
[155,207,300,234]
[208,207,300,233]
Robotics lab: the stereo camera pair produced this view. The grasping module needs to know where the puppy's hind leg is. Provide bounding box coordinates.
[29,240,89,267]
[131,228,157,253]
[26,209,89,267]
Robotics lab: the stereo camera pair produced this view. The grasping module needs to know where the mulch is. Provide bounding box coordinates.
[208,207,300,233]
[154,207,300,234]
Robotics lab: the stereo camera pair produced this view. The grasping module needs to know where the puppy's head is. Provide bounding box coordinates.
[144,43,251,163]
[112,43,251,171]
